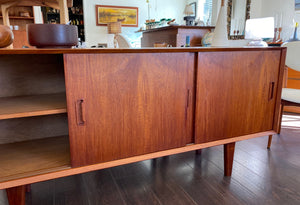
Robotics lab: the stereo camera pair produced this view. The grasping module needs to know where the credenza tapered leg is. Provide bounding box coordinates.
[224,142,236,176]
[6,185,26,205]
[195,149,202,155]
[267,135,273,149]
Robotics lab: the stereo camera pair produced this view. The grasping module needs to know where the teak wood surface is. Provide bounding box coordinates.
[64,53,194,167]
[284,67,300,113]
[0,93,66,120]
[195,51,282,143]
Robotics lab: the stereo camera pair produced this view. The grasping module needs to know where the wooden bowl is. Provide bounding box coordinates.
[0,25,14,48]
[27,24,78,48]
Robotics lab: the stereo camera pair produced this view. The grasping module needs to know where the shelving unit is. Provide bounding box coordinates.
[0,53,70,189]
[0,6,35,48]
[0,16,34,20]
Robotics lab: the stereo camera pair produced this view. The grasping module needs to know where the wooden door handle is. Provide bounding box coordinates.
[185,89,190,121]
[76,99,85,126]
[268,82,275,101]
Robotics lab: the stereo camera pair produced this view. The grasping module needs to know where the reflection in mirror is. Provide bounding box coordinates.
[227,0,251,40]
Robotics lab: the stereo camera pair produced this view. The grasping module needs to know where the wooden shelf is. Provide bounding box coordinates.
[0,136,70,183]
[0,16,34,20]
[0,93,67,120]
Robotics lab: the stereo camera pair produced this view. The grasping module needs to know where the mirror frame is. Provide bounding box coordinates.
[227,0,251,40]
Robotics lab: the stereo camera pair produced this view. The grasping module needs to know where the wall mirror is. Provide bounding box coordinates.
[227,0,251,40]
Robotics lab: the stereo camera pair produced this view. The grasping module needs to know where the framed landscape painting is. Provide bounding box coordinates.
[96,5,138,27]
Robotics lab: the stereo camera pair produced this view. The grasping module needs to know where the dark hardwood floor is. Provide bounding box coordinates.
[25,113,300,205]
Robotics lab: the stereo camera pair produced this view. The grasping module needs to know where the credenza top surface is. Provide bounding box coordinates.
[0,47,286,55]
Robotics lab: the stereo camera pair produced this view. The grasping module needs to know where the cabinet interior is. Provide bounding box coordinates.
[0,54,70,183]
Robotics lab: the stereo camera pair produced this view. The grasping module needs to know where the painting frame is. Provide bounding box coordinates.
[96,5,139,27]
[189,2,197,18]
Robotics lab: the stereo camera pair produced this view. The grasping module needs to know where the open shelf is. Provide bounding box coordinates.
[0,16,34,20]
[0,93,67,120]
[0,136,70,183]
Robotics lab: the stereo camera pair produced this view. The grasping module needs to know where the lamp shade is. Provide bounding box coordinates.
[211,2,229,47]
[245,17,274,39]
[107,22,122,34]
[184,5,194,16]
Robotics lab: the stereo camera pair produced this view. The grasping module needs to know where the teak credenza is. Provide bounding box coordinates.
[0,47,286,205]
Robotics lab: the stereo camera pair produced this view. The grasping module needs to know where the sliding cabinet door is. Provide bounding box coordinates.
[195,51,281,143]
[64,53,194,167]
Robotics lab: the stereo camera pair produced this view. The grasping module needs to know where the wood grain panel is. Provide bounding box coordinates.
[0,114,69,144]
[195,51,281,143]
[177,28,211,47]
[64,53,194,167]
[0,136,70,183]
[287,68,300,89]
[140,26,212,47]
[224,142,235,176]
[12,30,33,48]
[0,47,284,55]
[0,54,65,98]
[0,93,66,120]
[285,68,300,114]
[6,185,26,205]
[141,28,178,47]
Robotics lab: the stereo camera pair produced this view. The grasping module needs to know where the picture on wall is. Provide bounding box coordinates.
[96,5,138,27]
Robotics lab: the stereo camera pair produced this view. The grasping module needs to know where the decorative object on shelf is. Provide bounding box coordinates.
[27,24,78,48]
[288,22,299,42]
[0,25,14,48]
[96,5,138,27]
[19,11,30,17]
[293,22,299,40]
[107,21,131,48]
[185,36,190,47]
[211,0,229,47]
[201,32,214,47]
[146,0,150,21]
[195,18,205,26]
[183,4,195,26]
[153,42,168,47]
[273,12,283,42]
[245,17,274,47]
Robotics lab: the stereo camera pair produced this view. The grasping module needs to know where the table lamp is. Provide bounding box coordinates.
[183,5,195,26]
[107,22,122,48]
[245,17,274,47]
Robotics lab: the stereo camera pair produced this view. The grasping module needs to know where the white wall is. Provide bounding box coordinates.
[260,0,298,41]
[82,0,187,47]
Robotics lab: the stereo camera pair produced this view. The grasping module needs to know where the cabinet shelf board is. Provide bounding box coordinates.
[0,16,34,20]
[0,93,67,120]
[0,136,70,184]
